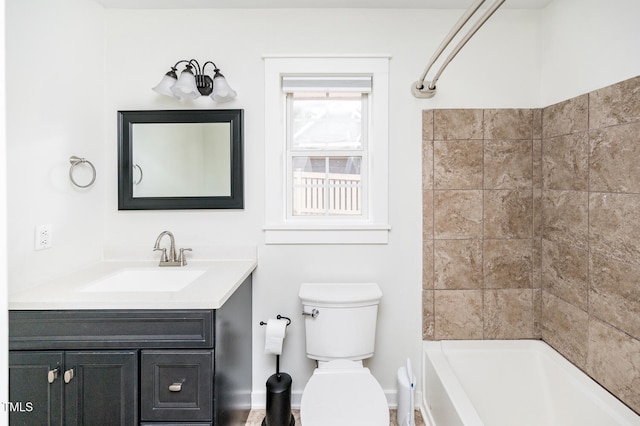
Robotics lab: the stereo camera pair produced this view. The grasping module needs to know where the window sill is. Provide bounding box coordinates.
[263,223,391,245]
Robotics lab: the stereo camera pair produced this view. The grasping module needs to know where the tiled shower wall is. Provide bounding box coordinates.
[422,75,640,413]
[541,76,640,413]
[422,107,542,341]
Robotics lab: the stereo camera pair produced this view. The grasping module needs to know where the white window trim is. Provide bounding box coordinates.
[264,55,391,244]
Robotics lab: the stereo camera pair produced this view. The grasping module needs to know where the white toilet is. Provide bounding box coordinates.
[298,283,389,426]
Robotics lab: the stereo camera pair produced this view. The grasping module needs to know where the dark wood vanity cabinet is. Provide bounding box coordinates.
[9,351,137,425]
[9,276,252,426]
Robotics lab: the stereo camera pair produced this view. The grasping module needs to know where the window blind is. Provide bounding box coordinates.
[281,76,372,93]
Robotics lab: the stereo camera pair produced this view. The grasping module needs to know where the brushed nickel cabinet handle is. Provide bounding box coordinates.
[169,382,182,392]
[48,368,59,384]
[64,368,74,384]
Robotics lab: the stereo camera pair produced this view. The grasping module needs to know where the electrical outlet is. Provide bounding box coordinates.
[35,224,53,250]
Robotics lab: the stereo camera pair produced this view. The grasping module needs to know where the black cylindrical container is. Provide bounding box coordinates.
[262,373,295,426]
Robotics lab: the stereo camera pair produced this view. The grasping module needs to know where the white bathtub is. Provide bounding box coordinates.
[422,340,640,426]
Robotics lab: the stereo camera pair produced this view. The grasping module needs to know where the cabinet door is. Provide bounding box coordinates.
[63,351,138,426]
[141,350,213,422]
[9,351,64,426]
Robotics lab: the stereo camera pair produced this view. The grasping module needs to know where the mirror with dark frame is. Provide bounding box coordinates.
[118,109,243,210]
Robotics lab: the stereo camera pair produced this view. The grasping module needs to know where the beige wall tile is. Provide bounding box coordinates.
[533,108,543,139]
[484,289,534,339]
[423,190,433,237]
[434,140,483,189]
[422,109,434,141]
[422,140,433,190]
[590,253,640,340]
[434,109,483,140]
[422,290,435,340]
[587,318,640,413]
[533,189,542,238]
[533,288,542,339]
[483,239,532,289]
[424,81,640,413]
[542,132,589,190]
[484,140,533,189]
[532,238,542,289]
[589,192,640,267]
[589,75,640,129]
[541,291,588,369]
[425,108,540,344]
[541,239,588,311]
[484,190,533,239]
[434,239,483,290]
[422,239,434,290]
[484,109,533,140]
[434,290,483,339]
[542,94,588,138]
[533,139,542,189]
[434,190,483,239]
[589,121,640,193]
[542,190,588,250]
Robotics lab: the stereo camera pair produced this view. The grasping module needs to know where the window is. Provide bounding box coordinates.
[287,83,368,218]
[264,57,390,244]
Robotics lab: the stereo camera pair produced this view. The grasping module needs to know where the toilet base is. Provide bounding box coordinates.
[300,366,389,426]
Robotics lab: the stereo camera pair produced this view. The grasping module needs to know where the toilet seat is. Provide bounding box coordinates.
[300,366,389,426]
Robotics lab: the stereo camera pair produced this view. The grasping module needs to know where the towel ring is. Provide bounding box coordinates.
[69,156,96,188]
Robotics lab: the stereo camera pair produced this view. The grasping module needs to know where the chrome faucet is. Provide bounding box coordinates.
[153,231,191,266]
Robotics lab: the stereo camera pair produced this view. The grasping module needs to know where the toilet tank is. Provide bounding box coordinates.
[299,283,382,361]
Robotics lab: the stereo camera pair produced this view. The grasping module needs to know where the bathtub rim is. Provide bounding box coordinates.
[422,339,640,426]
[422,340,483,426]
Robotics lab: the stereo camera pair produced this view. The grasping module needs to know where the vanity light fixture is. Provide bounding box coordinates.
[152,59,237,102]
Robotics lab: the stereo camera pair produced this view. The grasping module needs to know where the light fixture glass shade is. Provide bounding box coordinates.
[171,67,200,100]
[211,71,237,103]
[152,73,179,98]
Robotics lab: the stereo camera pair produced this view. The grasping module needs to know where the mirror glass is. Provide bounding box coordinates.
[118,110,243,210]
[132,122,231,197]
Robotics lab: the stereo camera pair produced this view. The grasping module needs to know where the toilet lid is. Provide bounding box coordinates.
[301,368,389,426]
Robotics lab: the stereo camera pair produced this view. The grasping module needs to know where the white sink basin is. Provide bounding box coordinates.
[78,268,207,293]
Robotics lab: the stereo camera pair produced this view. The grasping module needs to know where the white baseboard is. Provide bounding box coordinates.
[250,389,424,411]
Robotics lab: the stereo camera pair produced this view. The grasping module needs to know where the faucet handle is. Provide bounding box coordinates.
[178,248,192,266]
[154,247,168,262]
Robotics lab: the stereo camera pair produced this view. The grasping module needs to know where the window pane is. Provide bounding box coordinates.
[292,157,362,216]
[291,94,363,150]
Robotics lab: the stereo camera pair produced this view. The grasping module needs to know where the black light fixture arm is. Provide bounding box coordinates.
[164,59,191,77]
[173,59,191,69]
[176,59,215,96]
[153,57,236,102]
[182,59,218,75]
[201,60,219,73]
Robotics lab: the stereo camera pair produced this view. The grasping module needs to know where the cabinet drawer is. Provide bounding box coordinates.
[141,350,213,422]
[9,310,214,350]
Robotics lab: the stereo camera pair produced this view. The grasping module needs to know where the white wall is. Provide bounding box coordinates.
[1,0,8,420]
[6,0,640,410]
[6,0,106,293]
[101,8,540,404]
[540,0,640,105]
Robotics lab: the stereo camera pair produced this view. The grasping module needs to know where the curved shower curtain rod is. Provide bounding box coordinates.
[412,0,506,99]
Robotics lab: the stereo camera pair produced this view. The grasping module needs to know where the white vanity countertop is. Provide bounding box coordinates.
[8,259,257,310]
